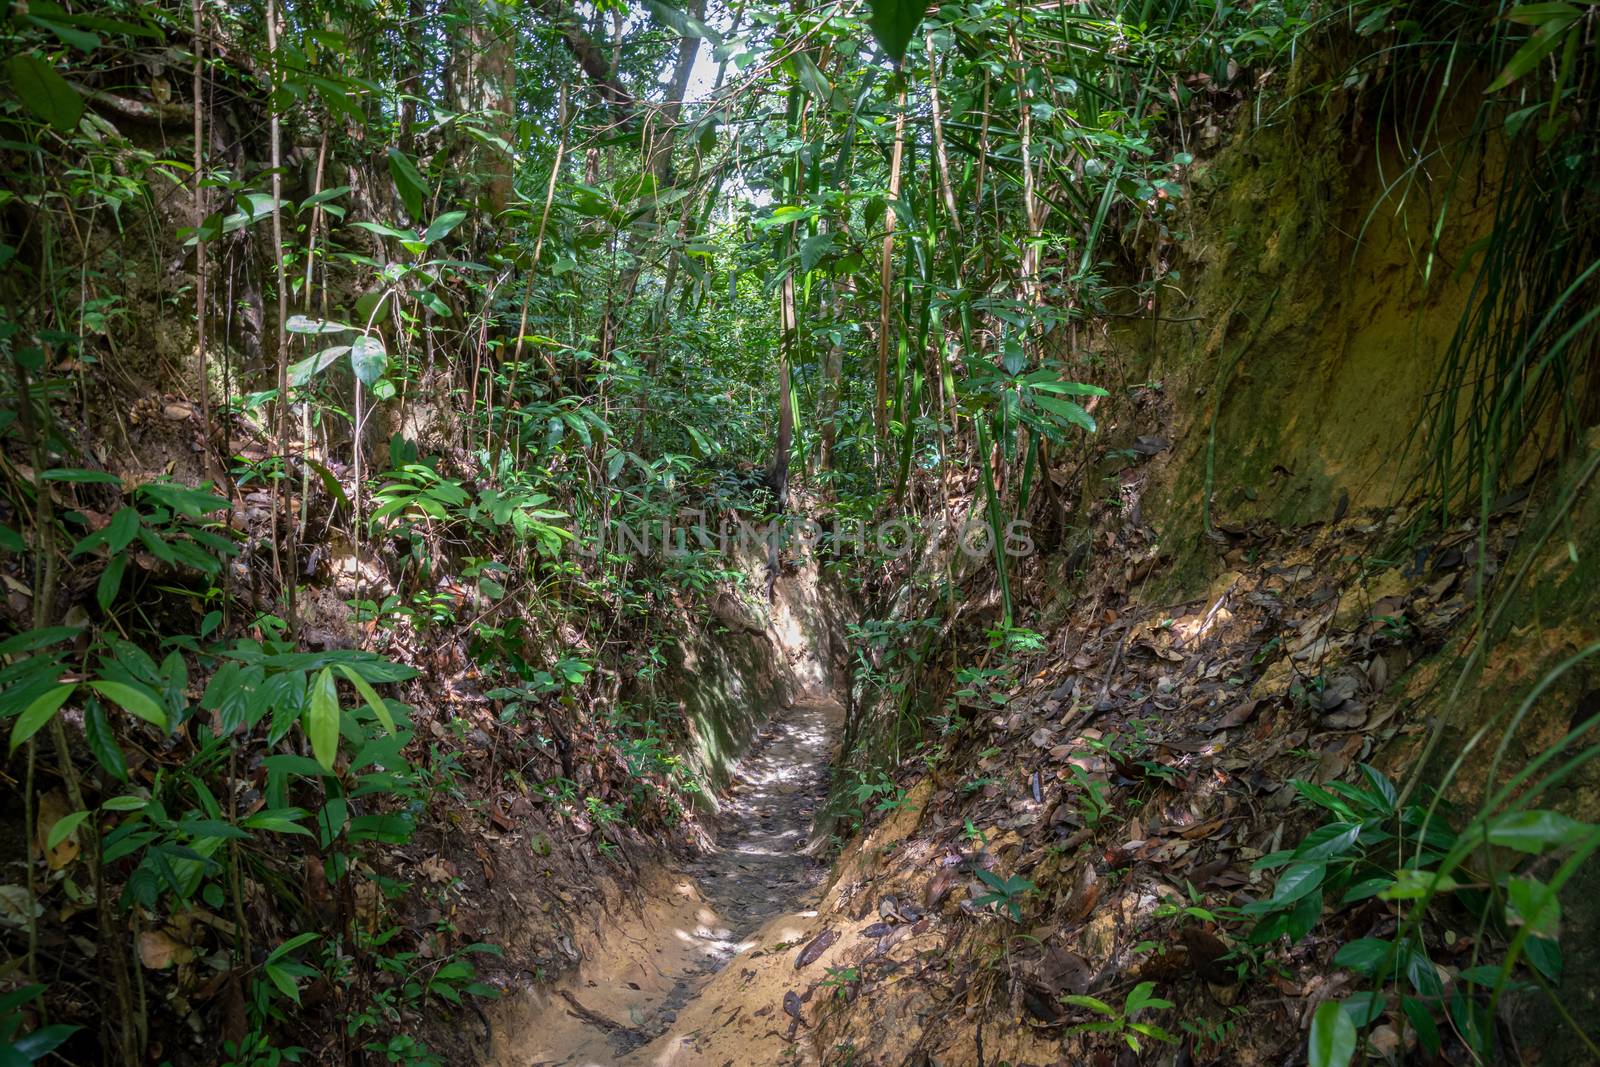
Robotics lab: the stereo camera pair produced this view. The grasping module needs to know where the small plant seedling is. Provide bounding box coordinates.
[1060,981,1176,1052]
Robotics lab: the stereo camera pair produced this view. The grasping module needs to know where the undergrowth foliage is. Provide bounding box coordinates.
[2,0,1598,1063]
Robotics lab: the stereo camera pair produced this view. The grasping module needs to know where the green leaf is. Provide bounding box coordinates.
[26,15,101,52]
[0,627,79,654]
[46,809,90,850]
[1027,379,1110,398]
[285,315,353,334]
[9,684,75,753]
[349,335,386,386]
[643,0,723,43]
[264,962,303,1004]
[1485,809,1590,853]
[41,467,120,484]
[1506,874,1561,939]
[6,53,84,131]
[97,555,127,612]
[306,667,340,773]
[265,931,321,964]
[1060,993,1117,1017]
[84,701,128,780]
[387,147,429,220]
[242,808,315,837]
[1340,991,1388,1026]
[423,210,468,245]
[1123,981,1171,1015]
[10,1021,80,1060]
[336,663,397,734]
[1309,999,1357,1067]
[101,507,140,553]
[799,233,834,274]
[1332,937,1395,977]
[350,220,420,243]
[288,345,350,387]
[1031,394,1097,432]
[864,0,925,66]
[1380,868,1459,900]
[1262,861,1325,909]
[1486,13,1581,93]
[1296,822,1362,860]
[88,680,167,728]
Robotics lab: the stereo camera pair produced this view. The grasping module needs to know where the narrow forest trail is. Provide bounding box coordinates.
[491,697,842,1066]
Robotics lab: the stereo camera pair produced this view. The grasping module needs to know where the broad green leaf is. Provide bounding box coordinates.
[40,468,120,484]
[643,0,723,43]
[0,627,80,654]
[799,233,834,274]
[1032,394,1096,432]
[288,345,350,387]
[9,684,75,753]
[1506,874,1561,938]
[9,1021,79,1060]
[1486,13,1581,93]
[264,962,302,1004]
[26,15,102,51]
[46,809,90,850]
[1506,2,1581,26]
[104,507,140,553]
[1380,868,1458,900]
[350,220,420,243]
[1296,822,1362,860]
[350,335,386,386]
[1060,993,1117,1017]
[265,931,321,964]
[1485,809,1589,853]
[865,0,925,65]
[243,809,315,837]
[1332,937,1395,977]
[96,555,126,611]
[6,53,84,131]
[307,667,340,772]
[285,315,353,334]
[1340,991,1388,1026]
[84,701,127,780]
[1027,379,1110,397]
[1264,861,1324,908]
[88,680,166,728]
[388,147,428,220]
[336,663,397,734]
[424,210,468,245]
[1309,1000,1356,1067]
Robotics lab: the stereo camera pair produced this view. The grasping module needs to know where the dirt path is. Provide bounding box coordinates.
[489,698,840,1066]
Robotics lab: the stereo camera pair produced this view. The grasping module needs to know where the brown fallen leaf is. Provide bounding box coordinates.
[36,790,81,871]
[794,928,836,969]
[139,929,196,969]
[1206,698,1260,733]
[1063,863,1100,923]
[1181,926,1235,984]
[925,868,960,909]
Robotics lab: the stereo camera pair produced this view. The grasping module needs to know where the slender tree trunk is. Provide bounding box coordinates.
[447,0,517,214]
[875,88,906,448]
[266,0,297,638]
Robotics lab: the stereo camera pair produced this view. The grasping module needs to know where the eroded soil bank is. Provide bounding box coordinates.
[487,697,842,1066]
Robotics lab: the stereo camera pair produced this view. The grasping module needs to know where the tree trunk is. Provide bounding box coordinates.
[446,0,517,214]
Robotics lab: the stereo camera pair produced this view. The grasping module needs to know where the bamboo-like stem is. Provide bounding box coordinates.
[926,35,962,239]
